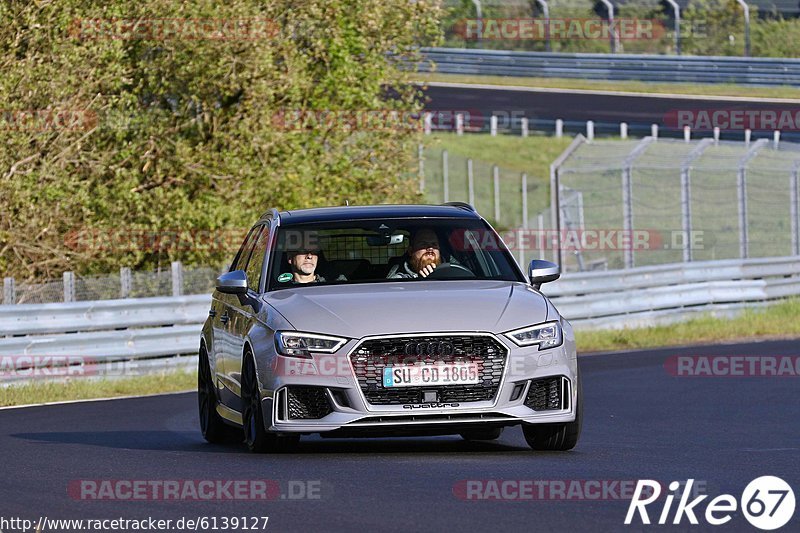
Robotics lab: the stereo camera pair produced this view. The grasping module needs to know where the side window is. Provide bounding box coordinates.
[230,226,261,272]
[245,225,271,291]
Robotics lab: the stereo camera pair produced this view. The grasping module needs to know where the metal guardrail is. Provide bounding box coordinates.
[420,47,800,86]
[1,256,798,382]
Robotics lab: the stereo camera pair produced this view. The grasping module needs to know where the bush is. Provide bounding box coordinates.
[0,0,441,280]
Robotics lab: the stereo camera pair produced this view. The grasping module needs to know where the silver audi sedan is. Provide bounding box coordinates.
[199,204,581,452]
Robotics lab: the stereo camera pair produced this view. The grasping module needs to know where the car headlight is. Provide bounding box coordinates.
[274,331,347,358]
[505,321,562,350]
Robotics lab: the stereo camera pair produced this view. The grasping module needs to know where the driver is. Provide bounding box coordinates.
[387,228,442,279]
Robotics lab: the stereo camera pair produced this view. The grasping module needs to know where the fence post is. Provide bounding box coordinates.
[520,173,529,267]
[713,127,720,143]
[620,122,628,139]
[171,261,183,297]
[683,126,691,142]
[442,149,449,203]
[586,120,594,141]
[120,267,132,298]
[467,158,475,207]
[744,129,751,146]
[456,113,464,136]
[493,165,500,222]
[418,144,425,193]
[774,130,781,149]
[555,119,563,138]
[622,167,634,268]
[791,165,799,256]
[680,138,713,262]
[651,124,658,139]
[521,117,529,138]
[737,139,767,259]
[537,213,545,260]
[63,271,75,302]
[3,277,15,305]
[490,115,498,136]
[423,112,432,135]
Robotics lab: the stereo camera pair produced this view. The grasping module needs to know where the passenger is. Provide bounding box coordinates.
[387,228,442,279]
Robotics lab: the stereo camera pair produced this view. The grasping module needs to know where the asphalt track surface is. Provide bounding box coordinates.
[2,339,798,533]
[421,83,800,139]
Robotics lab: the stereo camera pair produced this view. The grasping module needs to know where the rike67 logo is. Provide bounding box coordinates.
[626,477,795,530]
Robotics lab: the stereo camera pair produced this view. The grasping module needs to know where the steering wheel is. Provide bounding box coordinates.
[424,263,475,279]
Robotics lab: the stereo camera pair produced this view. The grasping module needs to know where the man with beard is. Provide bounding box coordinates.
[387,228,443,279]
[285,248,326,284]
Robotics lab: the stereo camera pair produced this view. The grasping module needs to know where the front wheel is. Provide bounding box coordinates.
[522,379,582,451]
[241,353,299,453]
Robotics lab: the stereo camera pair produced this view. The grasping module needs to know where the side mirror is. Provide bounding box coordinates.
[528,260,560,290]
[216,270,248,295]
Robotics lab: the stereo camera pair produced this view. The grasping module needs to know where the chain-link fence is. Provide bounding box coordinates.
[553,135,800,272]
[3,263,224,305]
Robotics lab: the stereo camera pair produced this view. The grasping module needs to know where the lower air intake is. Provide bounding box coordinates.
[524,376,569,411]
[286,387,333,420]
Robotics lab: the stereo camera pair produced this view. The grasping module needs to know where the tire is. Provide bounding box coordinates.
[198,345,240,444]
[459,427,504,441]
[522,378,582,451]
[241,352,299,453]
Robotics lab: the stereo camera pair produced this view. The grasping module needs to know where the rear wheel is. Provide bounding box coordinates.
[198,345,240,444]
[522,378,582,451]
[459,427,504,441]
[241,352,299,453]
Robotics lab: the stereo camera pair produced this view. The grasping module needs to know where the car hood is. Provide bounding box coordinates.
[264,280,549,339]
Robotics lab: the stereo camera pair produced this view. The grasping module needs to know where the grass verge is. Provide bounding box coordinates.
[420,73,800,101]
[576,299,800,353]
[0,369,196,408]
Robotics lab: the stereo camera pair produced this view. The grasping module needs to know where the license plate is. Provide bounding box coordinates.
[382,363,480,388]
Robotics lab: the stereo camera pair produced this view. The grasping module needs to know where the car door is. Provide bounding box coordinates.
[224,223,271,408]
[215,225,262,407]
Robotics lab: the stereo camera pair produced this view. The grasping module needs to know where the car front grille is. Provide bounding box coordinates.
[349,335,508,405]
[286,386,333,419]
[524,376,569,411]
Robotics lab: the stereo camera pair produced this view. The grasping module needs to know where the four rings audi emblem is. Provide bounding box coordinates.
[403,341,455,357]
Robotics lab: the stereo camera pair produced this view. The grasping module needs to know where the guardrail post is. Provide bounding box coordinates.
[63,271,75,302]
[3,277,15,305]
[467,159,475,207]
[714,127,720,144]
[423,112,432,135]
[651,124,658,139]
[773,130,780,149]
[490,115,498,136]
[418,144,425,193]
[455,113,464,136]
[745,129,751,146]
[620,122,628,139]
[555,119,563,138]
[171,261,183,297]
[120,267,132,299]
[683,126,691,142]
[586,121,594,141]
[521,117,529,138]
[791,165,799,256]
[442,149,449,203]
[493,165,500,222]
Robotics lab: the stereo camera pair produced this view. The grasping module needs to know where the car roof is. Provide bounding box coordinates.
[270,204,481,226]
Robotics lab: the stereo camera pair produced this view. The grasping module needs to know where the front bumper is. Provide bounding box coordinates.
[261,332,579,435]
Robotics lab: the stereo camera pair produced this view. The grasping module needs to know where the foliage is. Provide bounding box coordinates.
[0,0,442,280]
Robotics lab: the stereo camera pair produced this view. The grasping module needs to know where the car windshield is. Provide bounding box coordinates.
[266,218,524,290]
